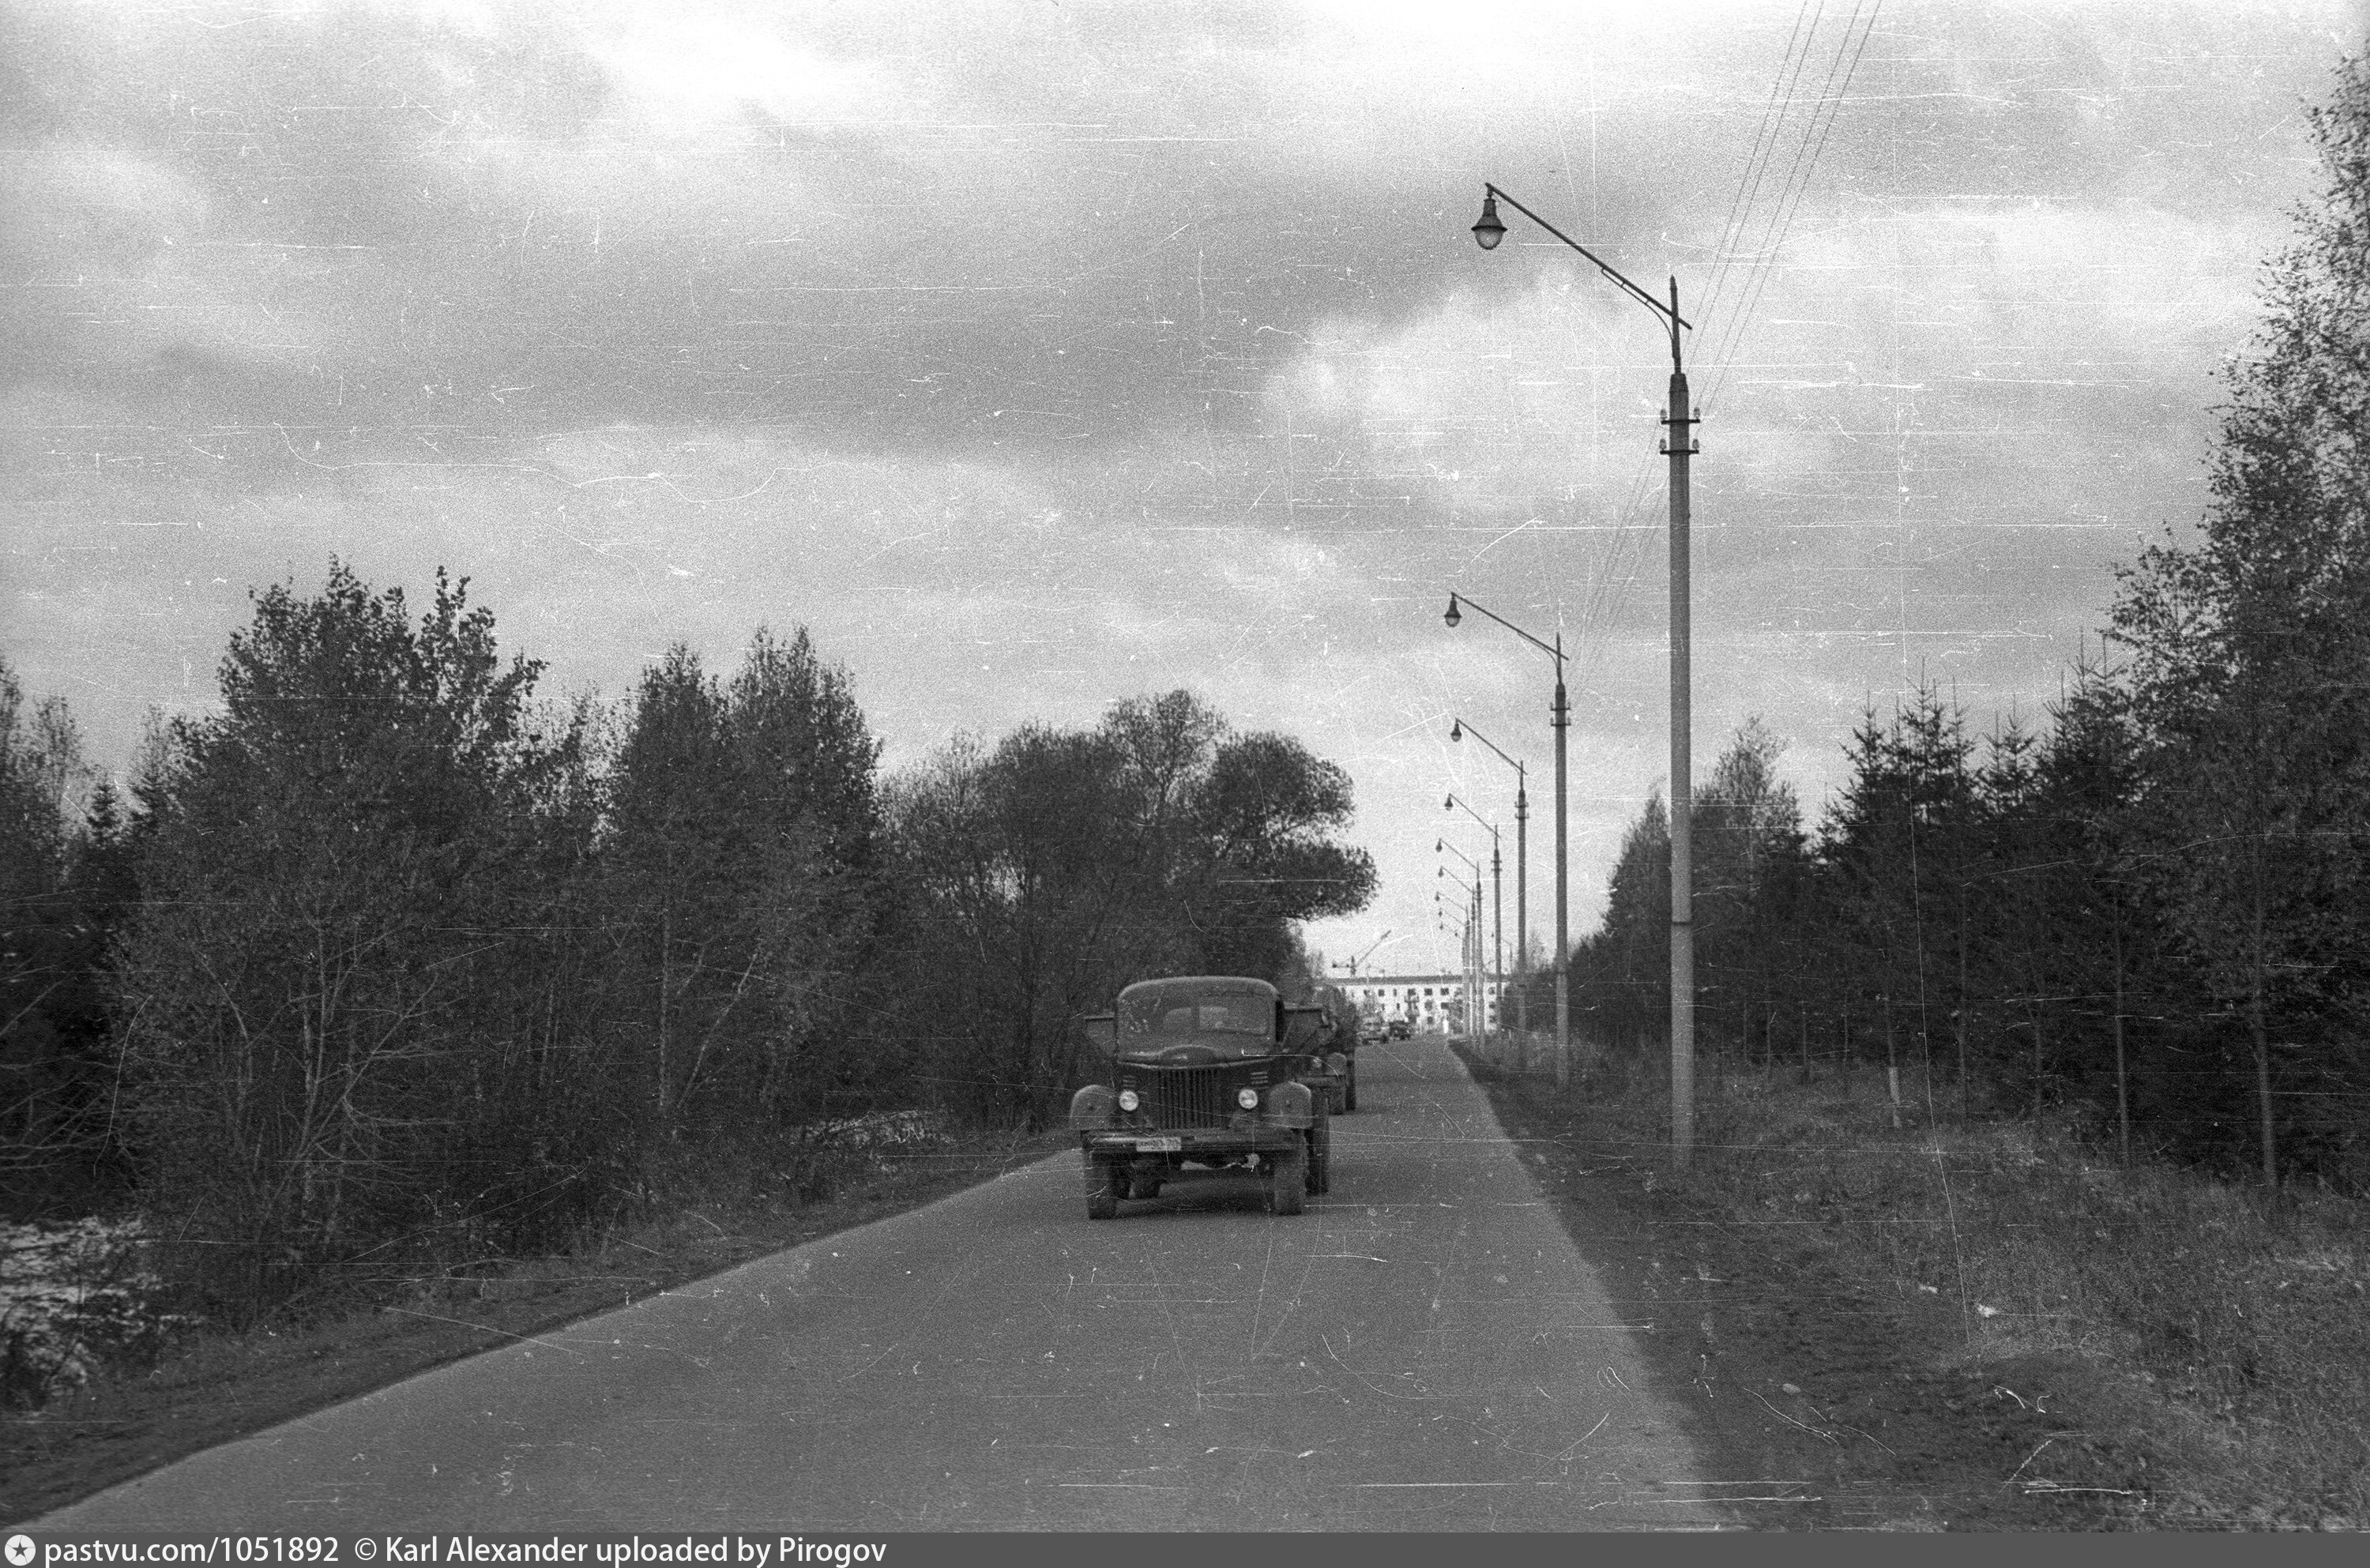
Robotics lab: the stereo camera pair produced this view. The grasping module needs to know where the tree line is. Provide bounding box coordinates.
[0,575,1371,1318]
[1543,55,2370,1196]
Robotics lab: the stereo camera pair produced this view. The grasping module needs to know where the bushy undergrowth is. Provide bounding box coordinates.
[635,1109,963,1216]
[2,1219,184,1410]
[1558,1048,2369,1527]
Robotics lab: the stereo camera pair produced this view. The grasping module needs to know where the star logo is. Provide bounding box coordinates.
[6,1534,36,1566]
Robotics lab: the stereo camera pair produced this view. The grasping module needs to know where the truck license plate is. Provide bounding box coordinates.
[1130,1137,1182,1152]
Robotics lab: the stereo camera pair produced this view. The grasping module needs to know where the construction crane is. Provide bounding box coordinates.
[1332,930,1393,977]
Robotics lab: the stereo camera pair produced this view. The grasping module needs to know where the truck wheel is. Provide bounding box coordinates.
[1270,1145,1305,1216]
[1308,1113,1331,1195]
[1344,1059,1357,1113]
[1085,1153,1123,1220]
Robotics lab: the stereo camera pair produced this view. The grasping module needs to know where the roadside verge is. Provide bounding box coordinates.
[1459,1050,2167,1531]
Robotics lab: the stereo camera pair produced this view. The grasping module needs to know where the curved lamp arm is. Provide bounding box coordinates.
[1474,182,1691,369]
[1449,716,1526,786]
[1444,592,1564,675]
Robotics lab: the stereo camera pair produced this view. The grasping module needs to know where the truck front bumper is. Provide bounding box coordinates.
[1081,1128,1297,1157]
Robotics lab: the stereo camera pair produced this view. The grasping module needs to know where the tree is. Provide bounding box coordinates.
[113,563,608,1312]
[1976,709,2062,1122]
[1818,683,1981,1111]
[1571,792,1668,1054]
[886,719,1172,1126]
[1186,731,1377,977]
[2112,52,2370,1193]
[603,629,887,1135]
[884,691,1375,1127]
[1691,718,1811,1065]
[1568,720,1811,1067]
[2028,653,2154,1164]
[0,660,96,1198]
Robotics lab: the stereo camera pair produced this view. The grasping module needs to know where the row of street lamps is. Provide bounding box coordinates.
[1440,184,1701,1166]
[1434,837,1482,1045]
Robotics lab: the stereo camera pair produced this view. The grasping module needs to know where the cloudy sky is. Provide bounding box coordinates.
[3,0,2359,976]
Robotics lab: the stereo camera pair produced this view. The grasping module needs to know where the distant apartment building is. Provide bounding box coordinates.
[1337,972,1507,1032]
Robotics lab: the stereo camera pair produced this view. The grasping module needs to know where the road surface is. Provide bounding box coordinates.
[43,1035,1727,1531]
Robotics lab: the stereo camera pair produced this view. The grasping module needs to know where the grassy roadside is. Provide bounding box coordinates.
[1460,1042,2368,1531]
[1,1124,1072,1527]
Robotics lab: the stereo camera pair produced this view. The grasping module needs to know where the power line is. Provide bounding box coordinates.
[1698,2,1826,344]
[1703,0,1885,418]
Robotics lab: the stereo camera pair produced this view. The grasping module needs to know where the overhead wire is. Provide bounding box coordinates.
[1559,3,1838,700]
[1702,0,1885,419]
[1484,0,1884,859]
[1565,1,1882,739]
[1696,2,1826,350]
[1706,0,1868,385]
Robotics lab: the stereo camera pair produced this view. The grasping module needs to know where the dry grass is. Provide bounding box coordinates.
[1565,1050,2368,1529]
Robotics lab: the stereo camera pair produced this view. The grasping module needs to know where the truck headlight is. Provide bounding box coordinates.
[1236,1086,1261,1110]
[1118,1089,1140,1111]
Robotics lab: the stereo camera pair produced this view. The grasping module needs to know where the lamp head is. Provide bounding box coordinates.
[1443,592,1462,629]
[1471,191,1506,251]
[1449,719,1463,742]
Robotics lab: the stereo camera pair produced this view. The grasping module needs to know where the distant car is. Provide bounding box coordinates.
[1387,1017,1412,1039]
[1069,976,1333,1218]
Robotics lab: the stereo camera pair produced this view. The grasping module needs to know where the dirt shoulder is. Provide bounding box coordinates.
[2,1130,1071,1527]
[1465,1057,2162,1531]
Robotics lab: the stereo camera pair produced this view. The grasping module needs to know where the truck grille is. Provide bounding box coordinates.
[1137,1066,1234,1129]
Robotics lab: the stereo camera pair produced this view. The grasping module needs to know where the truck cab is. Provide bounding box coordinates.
[1069,976,1334,1218]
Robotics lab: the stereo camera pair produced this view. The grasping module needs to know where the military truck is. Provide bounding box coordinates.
[1070,976,1334,1218]
[1300,982,1360,1114]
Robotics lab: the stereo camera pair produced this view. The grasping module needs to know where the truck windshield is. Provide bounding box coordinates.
[1121,992,1271,1039]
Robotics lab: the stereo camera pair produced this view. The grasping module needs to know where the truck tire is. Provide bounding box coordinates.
[1270,1145,1305,1216]
[1085,1153,1123,1220]
[1344,1058,1358,1113]
[1308,1112,1331,1195]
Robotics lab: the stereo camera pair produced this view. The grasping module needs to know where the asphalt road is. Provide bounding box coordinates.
[42,1035,1727,1531]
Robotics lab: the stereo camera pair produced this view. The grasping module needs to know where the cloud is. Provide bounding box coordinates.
[1,0,2355,968]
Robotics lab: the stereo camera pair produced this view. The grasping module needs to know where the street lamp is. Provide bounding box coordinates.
[1444,590,1574,1086]
[1445,793,1503,1047]
[1469,181,1701,1166]
[1437,837,1484,1044]
[1434,887,1479,1040]
[1450,716,1529,1047]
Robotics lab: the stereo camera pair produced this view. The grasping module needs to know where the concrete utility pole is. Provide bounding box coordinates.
[1475,874,1486,1039]
[1450,719,1528,1056]
[1490,834,1502,1040]
[1438,837,1484,1044]
[1553,661,1568,1086]
[1513,785,1525,1036]
[1663,277,1698,1168]
[1442,600,1570,1085]
[1473,183,1696,1156]
[1445,793,1502,1047]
